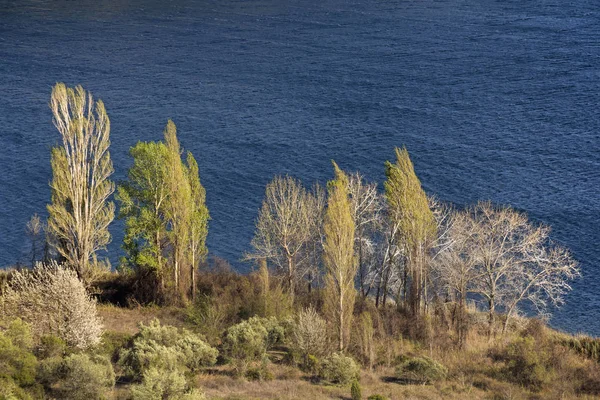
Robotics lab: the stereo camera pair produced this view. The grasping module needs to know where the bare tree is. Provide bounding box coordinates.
[26,213,45,268]
[247,176,322,300]
[47,83,115,285]
[460,201,580,336]
[347,172,383,297]
[430,205,478,346]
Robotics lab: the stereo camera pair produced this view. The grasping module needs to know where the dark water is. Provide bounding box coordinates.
[0,0,598,334]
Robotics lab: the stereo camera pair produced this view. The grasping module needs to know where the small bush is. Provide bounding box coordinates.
[0,320,38,387]
[118,319,218,380]
[245,360,274,382]
[500,335,551,391]
[291,308,328,360]
[38,354,115,400]
[351,379,362,400]
[319,352,360,385]
[130,367,206,400]
[223,318,269,368]
[367,395,388,400]
[1,262,103,349]
[395,356,447,384]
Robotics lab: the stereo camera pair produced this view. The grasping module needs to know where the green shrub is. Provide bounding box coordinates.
[395,356,447,384]
[351,379,362,400]
[0,321,38,387]
[244,358,274,382]
[38,354,115,400]
[367,395,387,400]
[130,367,206,400]
[118,319,218,380]
[96,331,131,361]
[0,376,35,400]
[318,353,360,385]
[500,335,551,391]
[223,318,269,363]
[36,335,66,359]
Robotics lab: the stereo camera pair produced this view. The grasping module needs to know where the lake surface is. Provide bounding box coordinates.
[0,0,598,334]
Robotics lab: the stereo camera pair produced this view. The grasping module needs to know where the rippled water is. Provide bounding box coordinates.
[0,0,598,334]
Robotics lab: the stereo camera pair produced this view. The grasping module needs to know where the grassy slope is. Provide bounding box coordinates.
[98,304,600,400]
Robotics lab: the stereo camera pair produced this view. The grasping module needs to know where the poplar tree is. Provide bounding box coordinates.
[384,147,436,315]
[47,83,115,284]
[164,121,191,300]
[323,162,356,351]
[118,121,208,303]
[186,151,209,300]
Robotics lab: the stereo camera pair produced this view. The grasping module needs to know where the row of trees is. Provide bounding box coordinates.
[39,82,578,349]
[247,151,580,349]
[44,83,208,303]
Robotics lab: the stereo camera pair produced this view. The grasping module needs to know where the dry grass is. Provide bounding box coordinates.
[195,366,489,400]
[97,303,185,334]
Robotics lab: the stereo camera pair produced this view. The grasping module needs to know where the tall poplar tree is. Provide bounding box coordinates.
[384,147,436,315]
[186,151,209,300]
[117,140,170,299]
[118,120,208,303]
[47,83,115,285]
[323,162,356,351]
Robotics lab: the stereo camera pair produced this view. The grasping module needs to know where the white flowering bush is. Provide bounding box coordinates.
[1,262,102,349]
[291,307,328,359]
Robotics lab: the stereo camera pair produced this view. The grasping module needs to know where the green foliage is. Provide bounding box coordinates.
[36,335,66,360]
[318,352,360,385]
[367,395,388,400]
[223,318,269,363]
[118,319,217,380]
[244,359,274,382]
[0,320,38,387]
[394,356,447,384]
[130,367,206,400]
[95,331,131,361]
[351,379,362,400]
[118,121,209,304]
[38,354,114,400]
[499,335,551,391]
[563,336,600,362]
[323,162,357,351]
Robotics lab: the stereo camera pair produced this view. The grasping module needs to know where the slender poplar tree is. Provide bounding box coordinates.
[384,147,436,315]
[186,151,209,300]
[323,161,356,351]
[47,83,115,285]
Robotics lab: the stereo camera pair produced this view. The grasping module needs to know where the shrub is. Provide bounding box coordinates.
[0,320,38,387]
[395,356,447,384]
[223,318,269,363]
[291,307,328,366]
[319,353,360,385]
[500,335,551,391]
[351,379,362,400]
[1,262,103,349]
[130,367,206,400]
[367,395,387,400]
[245,359,274,382]
[38,354,115,400]
[118,319,217,380]
[37,335,66,359]
[96,331,131,361]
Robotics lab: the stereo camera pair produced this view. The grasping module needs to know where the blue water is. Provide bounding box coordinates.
[0,0,598,334]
